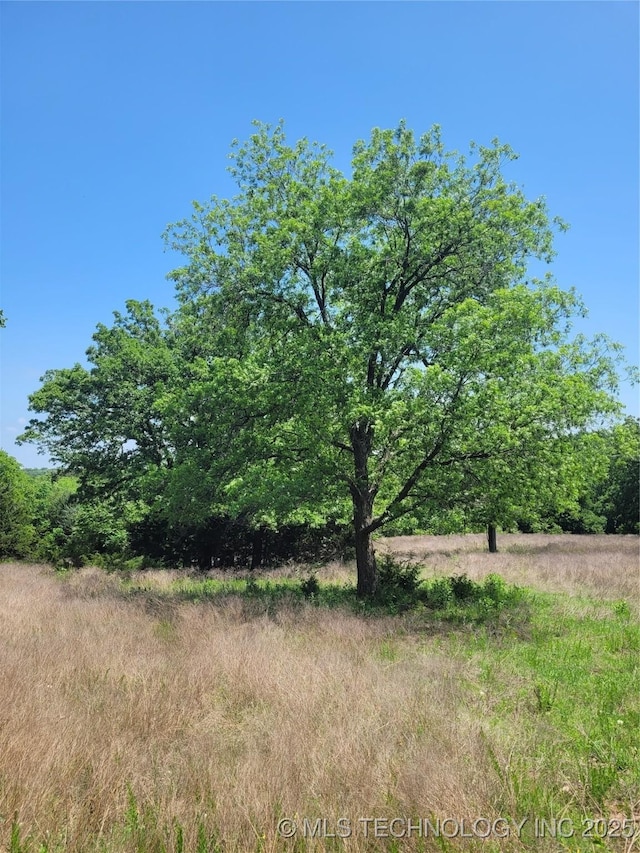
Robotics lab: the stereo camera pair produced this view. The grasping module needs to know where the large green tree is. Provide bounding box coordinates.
[162,121,623,595]
[19,300,269,566]
[21,123,628,594]
[19,300,183,564]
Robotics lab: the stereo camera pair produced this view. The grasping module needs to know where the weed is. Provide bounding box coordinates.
[483,573,509,605]
[533,680,558,712]
[9,815,21,853]
[124,784,141,838]
[152,618,176,642]
[300,573,320,598]
[173,820,184,853]
[245,574,259,595]
[378,639,399,662]
[612,599,631,620]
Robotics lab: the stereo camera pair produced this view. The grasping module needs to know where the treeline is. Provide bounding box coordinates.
[1,416,636,568]
[0,452,352,568]
[4,123,639,592]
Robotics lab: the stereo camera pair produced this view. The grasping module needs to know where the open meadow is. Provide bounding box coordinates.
[1,535,638,852]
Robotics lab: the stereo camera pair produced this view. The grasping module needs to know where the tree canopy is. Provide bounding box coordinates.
[0,450,36,558]
[20,122,630,594]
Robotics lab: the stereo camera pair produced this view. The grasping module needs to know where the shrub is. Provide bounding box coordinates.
[0,451,36,559]
[421,576,454,609]
[482,573,509,604]
[374,555,424,609]
[449,574,477,601]
[377,555,422,592]
[300,573,320,598]
[420,573,518,616]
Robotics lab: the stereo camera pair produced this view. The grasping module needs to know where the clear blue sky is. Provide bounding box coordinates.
[1,1,638,468]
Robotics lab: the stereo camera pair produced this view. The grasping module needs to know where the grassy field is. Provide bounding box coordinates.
[1,534,638,852]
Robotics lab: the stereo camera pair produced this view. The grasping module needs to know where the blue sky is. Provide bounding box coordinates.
[1,1,638,468]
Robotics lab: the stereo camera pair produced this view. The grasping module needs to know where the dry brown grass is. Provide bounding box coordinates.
[0,563,498,852]
[378,533,640,603]
[1,535,637,852]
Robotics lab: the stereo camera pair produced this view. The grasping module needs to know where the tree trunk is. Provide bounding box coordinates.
[353,491,377,598]
[488,523,498,553]
[250,527,264,570]
[350,419,378,598]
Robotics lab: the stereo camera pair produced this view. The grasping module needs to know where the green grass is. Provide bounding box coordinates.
[444,592,640,850]
[122,562,526,624]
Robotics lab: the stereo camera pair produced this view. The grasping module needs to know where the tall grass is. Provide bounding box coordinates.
[1,534,638,852]
[379,533,639,605]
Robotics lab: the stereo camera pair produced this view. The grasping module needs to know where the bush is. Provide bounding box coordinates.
[449,574,477,601]
[93,554,146,574]
[482,573,509,604]
[300,573,320,598]
[365,555,427,610]
[377,555,422,592]
[374,555,424,608]
[420,573,518,615]
[421,576,454,609]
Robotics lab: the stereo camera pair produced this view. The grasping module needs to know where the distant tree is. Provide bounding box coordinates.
[19,300,177,501]
[431,430,611,548]
[0,309,6,328]
[542,418,638,535]
[24,467,56,478]
[600,417,640,533]
[29,471,80,564]
[0,451,36,558]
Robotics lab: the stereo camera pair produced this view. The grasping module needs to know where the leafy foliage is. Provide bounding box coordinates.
[28,471,79,564]
[598,417,639,534]
[552,417,639,534]
[373,554,424,607]
[419,572,516,613]
[161,121,628,594]
[16,121,634,596]
[299,573,320,599]
[0,451,36,558]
